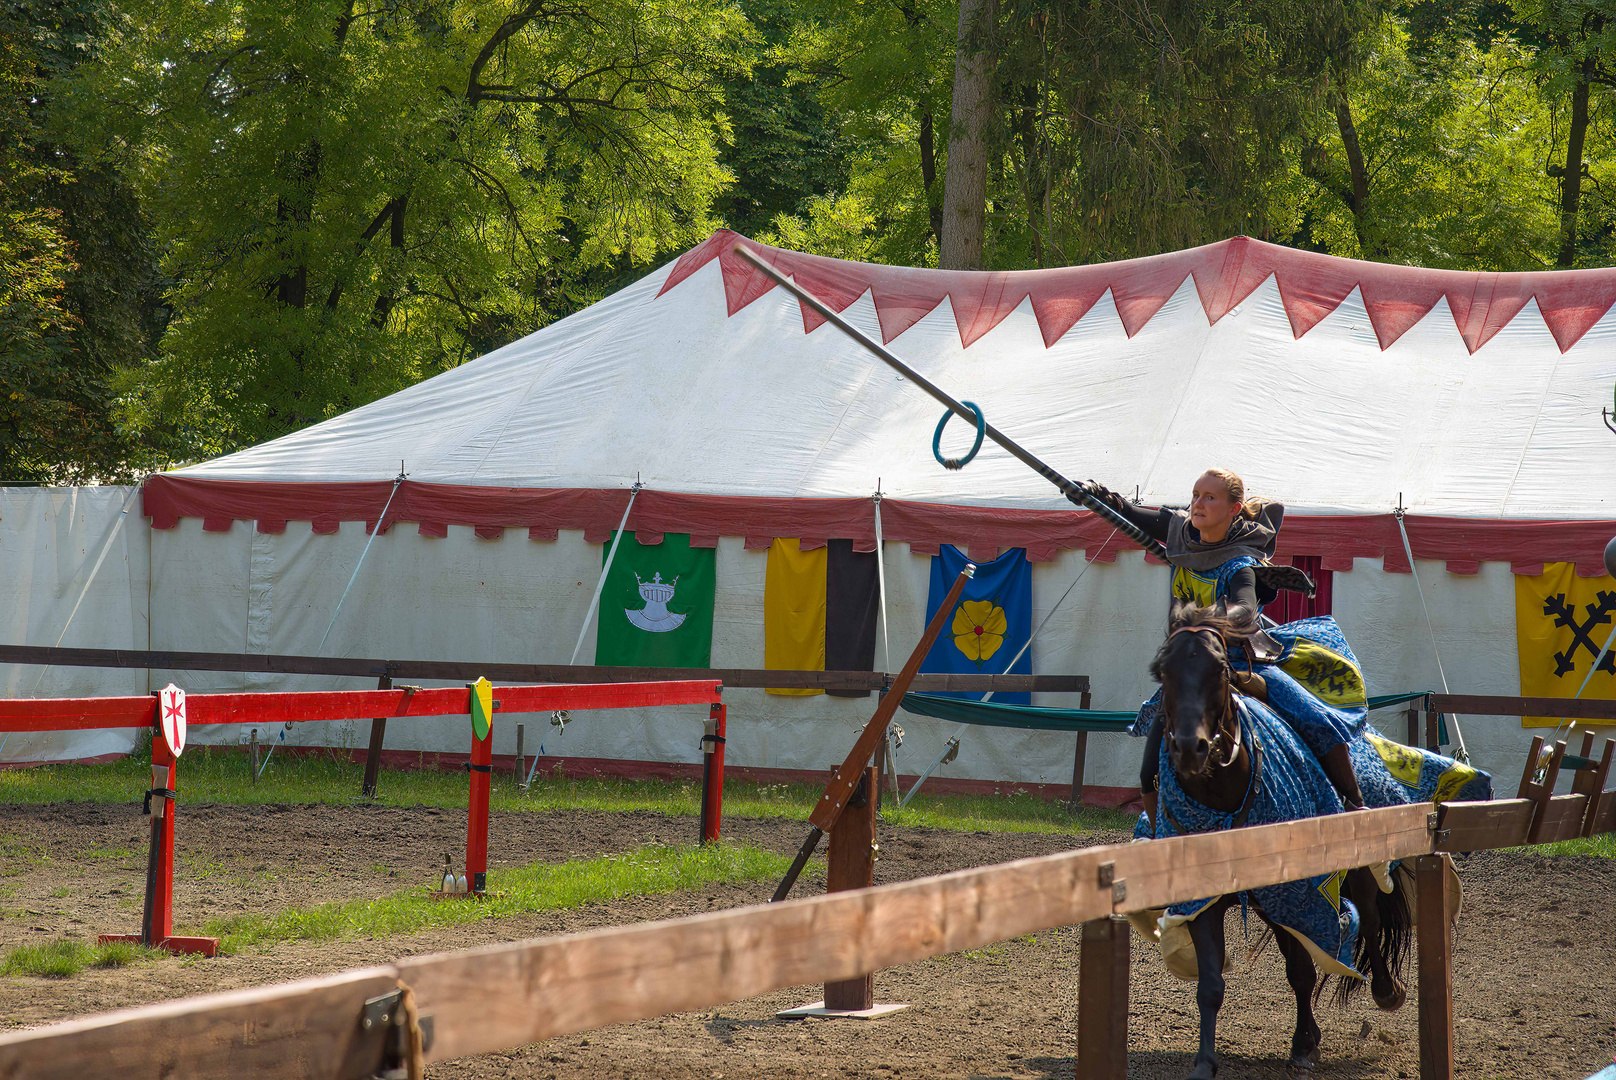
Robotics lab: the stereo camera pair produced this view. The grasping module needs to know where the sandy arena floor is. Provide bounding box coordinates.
[0,800,1611,1078]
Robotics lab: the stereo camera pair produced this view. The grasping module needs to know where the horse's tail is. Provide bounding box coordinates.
[1334,863,1414,1008]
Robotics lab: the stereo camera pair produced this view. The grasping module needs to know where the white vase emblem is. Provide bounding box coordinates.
[626,571,687,633]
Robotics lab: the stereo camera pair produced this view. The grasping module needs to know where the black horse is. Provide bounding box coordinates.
[1146,601,1412,1079]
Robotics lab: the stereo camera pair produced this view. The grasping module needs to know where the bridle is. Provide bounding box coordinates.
[1162,621,1265,831]
[1164,624,1243,770]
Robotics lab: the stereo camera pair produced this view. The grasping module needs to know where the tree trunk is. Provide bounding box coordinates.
[1558,55,1595,268]
[1334,87,1373,255]
[919,110,943,251]
[940,0,996,270]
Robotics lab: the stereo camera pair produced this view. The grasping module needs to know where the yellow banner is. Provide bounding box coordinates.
[1514,562,1616,726]
[763,539,827,696]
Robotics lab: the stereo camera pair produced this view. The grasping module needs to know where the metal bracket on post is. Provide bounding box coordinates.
[362,990,435,1080]
[1098,860,1127,907]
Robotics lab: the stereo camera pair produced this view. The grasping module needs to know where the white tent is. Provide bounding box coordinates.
[10,232,1616,797]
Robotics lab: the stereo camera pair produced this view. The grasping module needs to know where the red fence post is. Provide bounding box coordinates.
[465,702,493,895]
[700,701,727,844]
[147,733,175,943]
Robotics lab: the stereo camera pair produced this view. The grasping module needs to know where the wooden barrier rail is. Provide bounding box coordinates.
[3,794,1607,1080]
[0,682,725,733]
[0,644,1088,694]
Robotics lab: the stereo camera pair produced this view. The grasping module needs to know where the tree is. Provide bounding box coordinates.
[939,0,995,267]
[61,0,750,458]
[0,2,162,482]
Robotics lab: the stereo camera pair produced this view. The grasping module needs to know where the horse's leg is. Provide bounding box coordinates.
[1266,919,1323,1069]
[1186,897,1232,1080]
[1348,866,1408,1011]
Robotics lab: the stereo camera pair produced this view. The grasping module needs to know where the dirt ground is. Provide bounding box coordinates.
[0,800,1611,1079]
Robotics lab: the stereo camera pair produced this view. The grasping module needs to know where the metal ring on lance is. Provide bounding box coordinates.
[932,401,986,470]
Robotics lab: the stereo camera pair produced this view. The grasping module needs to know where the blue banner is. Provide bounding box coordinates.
[920,545,1033,704]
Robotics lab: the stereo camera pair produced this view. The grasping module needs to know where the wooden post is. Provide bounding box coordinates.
[514,723,525,783]
[1425,708,1441,752]
[1406,706,1420,747]
[823,768,877,1011]
[1415,854,1455,1080]
[871,732,887,812]
[465,704,493,895]
[699,703,727,844]
[1078,915,1130,1080]
[1070,690,1092,811]
[360,673,392,799]
[249,728,259,783]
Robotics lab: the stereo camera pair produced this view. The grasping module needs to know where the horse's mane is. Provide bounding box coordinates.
[1149,601,1260,682]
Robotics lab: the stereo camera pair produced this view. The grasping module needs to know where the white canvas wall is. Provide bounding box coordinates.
[2,484,1586,796]
[0,486,147,762]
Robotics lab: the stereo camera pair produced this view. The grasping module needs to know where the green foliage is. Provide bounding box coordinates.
[59,0,751,456]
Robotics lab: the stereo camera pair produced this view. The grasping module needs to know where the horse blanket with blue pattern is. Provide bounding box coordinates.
[1134,696,1492,980]
[1131,617,1371,758]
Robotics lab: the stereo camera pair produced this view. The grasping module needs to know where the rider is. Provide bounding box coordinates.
[1084,469,1367,821]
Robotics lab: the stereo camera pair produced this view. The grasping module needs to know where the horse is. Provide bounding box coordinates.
[1147,600,1414,1079]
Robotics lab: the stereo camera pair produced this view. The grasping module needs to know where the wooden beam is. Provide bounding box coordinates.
[1531,794,1590,845]
[1434,799,1533,852]
[0,967,398,1080]
[1113,802,1435,914]
[824,769,877,1011]
[0,644,1087,694]
[1430,694,1616,723]
[1077,916,1129,1080]
[1415,854,1455,1080]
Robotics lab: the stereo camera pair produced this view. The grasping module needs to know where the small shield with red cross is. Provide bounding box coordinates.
[158,684,187,758]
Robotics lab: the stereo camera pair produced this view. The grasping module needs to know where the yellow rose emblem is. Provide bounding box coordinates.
[952,599,1007,664]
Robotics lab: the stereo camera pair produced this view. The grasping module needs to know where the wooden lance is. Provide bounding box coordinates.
[732,244,1169,561]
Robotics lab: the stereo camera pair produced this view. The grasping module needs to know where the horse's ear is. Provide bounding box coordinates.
[1213,597,1228,618]
[1168,596,1193,629]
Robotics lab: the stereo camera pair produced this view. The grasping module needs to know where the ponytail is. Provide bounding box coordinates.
[1204,467,1265,520]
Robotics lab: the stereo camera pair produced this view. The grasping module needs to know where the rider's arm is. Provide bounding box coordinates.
[1224,566,1260,617]
[1085,483,1175,544]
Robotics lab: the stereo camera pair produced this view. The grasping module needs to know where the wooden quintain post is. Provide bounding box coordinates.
[1415,853,1455,1080]
[822,767,879,1011]
[1078,914,1130,1080]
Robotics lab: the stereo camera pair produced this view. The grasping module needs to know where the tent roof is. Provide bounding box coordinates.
[147,232,1616,571]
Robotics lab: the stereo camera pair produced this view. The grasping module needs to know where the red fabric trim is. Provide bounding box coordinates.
[474,525,503,540]
[659,231,1616,353]
[1445,560,1481,575]
[142,476,1616,569]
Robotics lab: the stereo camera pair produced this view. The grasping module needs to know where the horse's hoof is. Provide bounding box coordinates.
[1186,1059,1218,1080]
[1374,979,1408,1012]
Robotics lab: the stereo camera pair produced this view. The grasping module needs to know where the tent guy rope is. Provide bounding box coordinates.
[1393,503,1469,762]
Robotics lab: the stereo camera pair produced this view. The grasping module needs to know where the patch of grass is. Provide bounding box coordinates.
[47,886,70,899]
[0,939,162,978]
[198,842,796,953]
[0,752,1128,839]
[1527,832,1616,857]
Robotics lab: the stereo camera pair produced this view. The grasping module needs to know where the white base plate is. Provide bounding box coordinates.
[775,1001,910,1019]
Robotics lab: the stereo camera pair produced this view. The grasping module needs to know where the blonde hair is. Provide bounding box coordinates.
[1202,468,1266,521]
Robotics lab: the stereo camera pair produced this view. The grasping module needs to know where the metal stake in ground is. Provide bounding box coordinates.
[770,564,974,903]
[731,245,1167,560]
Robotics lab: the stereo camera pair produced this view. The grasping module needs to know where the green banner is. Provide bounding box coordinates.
[593,532,715,668]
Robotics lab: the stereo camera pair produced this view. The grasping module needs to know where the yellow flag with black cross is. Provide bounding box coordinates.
[1514,562,1616,726]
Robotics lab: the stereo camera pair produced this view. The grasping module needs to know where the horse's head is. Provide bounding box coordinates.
[1150,599,1257,778]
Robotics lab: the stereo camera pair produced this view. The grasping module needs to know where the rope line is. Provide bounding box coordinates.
[1394,512,1468,761]
[568,482,642,666]
[317,471,407,655]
